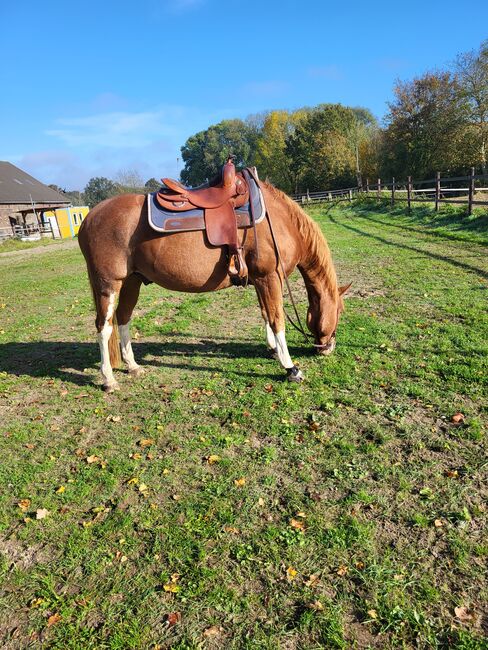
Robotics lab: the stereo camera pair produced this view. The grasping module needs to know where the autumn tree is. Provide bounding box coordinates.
[253,109,309,193]
[454,40,488,172]
[382,71,469,179]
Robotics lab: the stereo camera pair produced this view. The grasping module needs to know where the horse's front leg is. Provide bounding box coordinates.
[254,274,303,383]
[116,274,145,377]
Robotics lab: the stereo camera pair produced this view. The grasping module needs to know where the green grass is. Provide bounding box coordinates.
[0,203,486,649]
[0,236,66,253]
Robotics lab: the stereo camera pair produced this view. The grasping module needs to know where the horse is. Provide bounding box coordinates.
[78,181,350,392]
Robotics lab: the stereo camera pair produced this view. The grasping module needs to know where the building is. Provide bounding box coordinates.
[0,161,76,239]
[43,206,89,239]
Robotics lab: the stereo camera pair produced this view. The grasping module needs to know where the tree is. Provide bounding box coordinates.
[115,169,145,193]
[286,104,363,192]
[144,178,161,192]
[84,177,118,208]
[254,109,308,193]
[382,71,469,179]
[454,40,488,172]
[180,119,258,186]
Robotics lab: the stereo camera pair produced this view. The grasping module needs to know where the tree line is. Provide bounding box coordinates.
[180,40,487,194]
[63,40,486,206]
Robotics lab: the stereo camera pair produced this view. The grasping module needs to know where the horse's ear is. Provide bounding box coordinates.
[338,282,352,296]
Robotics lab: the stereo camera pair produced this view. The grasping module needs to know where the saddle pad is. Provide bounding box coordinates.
[147,173,266,234]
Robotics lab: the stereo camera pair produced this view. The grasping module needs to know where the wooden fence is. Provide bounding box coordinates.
[292,168,488,215]
[0,222,54,242]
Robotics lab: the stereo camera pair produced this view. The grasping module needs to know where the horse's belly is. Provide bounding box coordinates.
[133,231,232,292]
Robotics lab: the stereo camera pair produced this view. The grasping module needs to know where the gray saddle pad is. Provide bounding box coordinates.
[147,172,266,233]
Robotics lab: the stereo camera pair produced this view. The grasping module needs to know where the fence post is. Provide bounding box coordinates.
[435,172,440,212]
[366,178,369,193]
[407,176,412,213]
[377,178,381,200]
[307,189,310,203]
[349,189,353,202]
[468,166,475,216]
[391,177,395,207]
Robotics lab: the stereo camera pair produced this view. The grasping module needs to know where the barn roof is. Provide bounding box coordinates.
[0,162,70,205]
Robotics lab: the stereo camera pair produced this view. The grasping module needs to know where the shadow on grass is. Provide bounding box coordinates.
[0,335,317,386]
[328,213,488,280]
[350,200,488,245]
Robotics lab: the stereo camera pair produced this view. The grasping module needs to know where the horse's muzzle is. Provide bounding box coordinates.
[315,336,336,356]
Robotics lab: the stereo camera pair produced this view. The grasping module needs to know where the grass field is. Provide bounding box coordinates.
[0,201,486,649]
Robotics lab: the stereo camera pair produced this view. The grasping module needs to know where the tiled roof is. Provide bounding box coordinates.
[0,162,70,205]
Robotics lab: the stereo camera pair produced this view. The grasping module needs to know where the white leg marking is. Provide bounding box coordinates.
[119,322,142,373]
[265,322,276,350]
[275,330,294,369]
[98,293,117,387]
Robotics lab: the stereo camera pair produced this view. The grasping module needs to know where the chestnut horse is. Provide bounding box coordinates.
[78,183,349,392]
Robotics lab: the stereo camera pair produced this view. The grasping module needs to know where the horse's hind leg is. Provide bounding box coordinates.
[254,274,303,383]
[116,274,144,377]
[95,282,123,392]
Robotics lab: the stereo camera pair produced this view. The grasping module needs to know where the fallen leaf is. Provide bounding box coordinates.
[290,518,305,532]
[257,497,265,507]
[451,412,465,424]
[308,600,324,611]
[207,454,220,464]
[138,438,154,448]
[18,499,31,511]
[355,561,365,570]
[47,613,61,626]
[203,625,222,637]
[454,606,475,623]
[126,477,139,485]
[224,526,239,534]
[296,511,306,518]
[264,384,273,393]
[55,486,66,494]
[167,611,181,626]
[106,415,121,422]
[305,574,319,587]
[130,453,142,460]
[36,508,49,520]
[234,478,246,487]
[336,565,348,576]
[445,469,459,478]
[434,519,444,528]
[25,443,35,450]
[367,609,378,619]
[86,455,99,464]
[286,566,298,581]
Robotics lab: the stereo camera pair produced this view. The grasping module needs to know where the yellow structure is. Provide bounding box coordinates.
[43,206,89,239]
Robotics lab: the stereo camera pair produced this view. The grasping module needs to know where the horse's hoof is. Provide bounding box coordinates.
[286,366,304,383]
[103,382,120,393]
[129,366,145,378]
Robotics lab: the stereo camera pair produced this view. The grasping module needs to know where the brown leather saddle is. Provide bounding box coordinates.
[150,159,265,284]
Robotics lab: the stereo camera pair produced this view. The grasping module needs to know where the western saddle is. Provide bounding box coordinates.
[156,157,250,284]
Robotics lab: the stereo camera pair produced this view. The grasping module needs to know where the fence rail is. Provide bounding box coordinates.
[292,168,488,215]
[0,223,54,242]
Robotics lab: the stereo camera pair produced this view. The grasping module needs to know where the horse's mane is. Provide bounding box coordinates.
[263,183,338,297]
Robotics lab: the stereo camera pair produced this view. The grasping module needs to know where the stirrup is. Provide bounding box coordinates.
[228,248,248,285]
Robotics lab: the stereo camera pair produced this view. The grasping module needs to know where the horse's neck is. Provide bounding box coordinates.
[294,214,338,307]
[299,265,336,309]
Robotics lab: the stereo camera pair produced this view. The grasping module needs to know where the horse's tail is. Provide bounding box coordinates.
[85,265,122,369]
[108,313,121,368]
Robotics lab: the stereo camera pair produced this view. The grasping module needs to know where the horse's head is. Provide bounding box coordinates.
[307,283,351,355]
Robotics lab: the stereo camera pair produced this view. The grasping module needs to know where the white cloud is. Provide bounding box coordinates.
[45,109,186,149]
[307,65,343,80]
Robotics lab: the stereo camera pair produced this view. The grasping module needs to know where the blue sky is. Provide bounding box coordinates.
[1,1,486,189]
